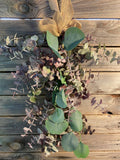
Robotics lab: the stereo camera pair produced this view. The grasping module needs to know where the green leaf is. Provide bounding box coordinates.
[78,43,90,55]
[113,52,116,57]
[46,31,61,58]
[56,89,67,108]
[60,71,67,85]
[42,66,51,77]
[110,57,117,63]
[37,33,45,46]
[30,96,36,103]
[105,50,111,56]
[31,35,39,41]
[52,86,59,104]
[61,133,79,152]
[74,142,89,158]
[63,27,85,51]
[69,111,83,132]
[32,89,41,96]
[45,120,68,135]
[49,108,64,123]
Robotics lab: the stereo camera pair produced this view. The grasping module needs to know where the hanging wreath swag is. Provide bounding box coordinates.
[1,0,114,159]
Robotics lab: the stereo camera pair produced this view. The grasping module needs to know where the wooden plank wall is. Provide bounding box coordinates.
[0,0,120,159]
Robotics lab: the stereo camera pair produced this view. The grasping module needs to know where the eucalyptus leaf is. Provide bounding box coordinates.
[69,110,83,132]
[78,43,90,55]
[60,71,67,85]
[30,96,36,103]
[74,142,89,158]
[56,89,67,108]
[46,31,61,58]
[61,133,79,152]
[49,108,64,123]
[113,52,116,57]
[63,27,85,51]
[110,57,117,63]
[37,33,45,45]
[33,89,41,96]
[105,50,111,56]
[31,35,39,41]
[52,86,59,104]
[45,120,68,135]
[42,66,51,77]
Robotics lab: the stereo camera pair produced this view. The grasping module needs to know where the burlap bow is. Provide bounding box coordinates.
[39,0,82,37]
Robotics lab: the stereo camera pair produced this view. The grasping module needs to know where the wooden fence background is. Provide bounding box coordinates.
[0,0,120,159]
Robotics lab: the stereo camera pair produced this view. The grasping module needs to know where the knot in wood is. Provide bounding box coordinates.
[9,142,22,151]
[17,2,30,14]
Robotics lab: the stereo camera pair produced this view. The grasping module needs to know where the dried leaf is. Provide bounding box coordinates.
[28,143,33,149]
[39,0,82,37]
[48,0,59,12]
[23,127,32,134]
[6,36,12,46]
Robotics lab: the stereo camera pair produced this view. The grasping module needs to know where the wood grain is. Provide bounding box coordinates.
[0,96,26,116]
[88,72,120,94]
[0,55,28,72]
[0,0,52,18]
[0,96,45,116]
[0,73,19,96]
[0,20,120,46]
[0,134,120,152]
[49,151,120,160]
[80,95,120,115]
[0,73,28,95]
[0,0,120,159]
[1,72,120,95]
[82,47,120,71]
[0,0,120,18]
[81,20,120,46]
[72,0,120,18]
[1,94,120,116]
[1,47,120,72]
[0,115,120,134]
[0,152,120,160]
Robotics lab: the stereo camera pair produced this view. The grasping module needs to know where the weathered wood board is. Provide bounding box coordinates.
[0,55,27,71]
[88,72,120,94]
[0,115,120,135]
[0,96,45,116]
[0,0,120,18]
[0,0,120,159]
[0,134,120,152]
[1,73,120,95]
[1,47,120,72]
[1,94,120,116]
[0,20,120,46]
[49,151,120,160]
[0,152,120,160]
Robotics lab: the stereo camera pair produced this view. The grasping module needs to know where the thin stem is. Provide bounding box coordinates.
[79,132,82,142]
